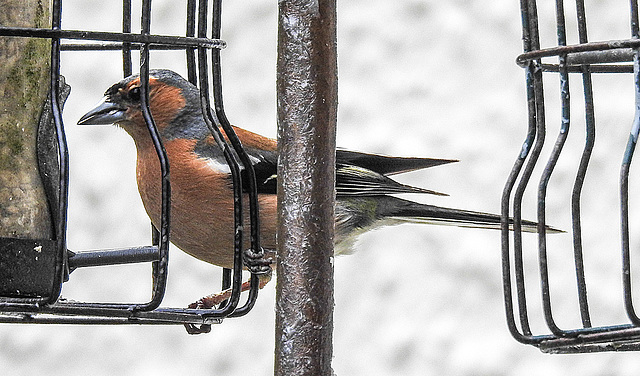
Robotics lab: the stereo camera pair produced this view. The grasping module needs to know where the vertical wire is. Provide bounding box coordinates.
[122,0,133,77]
[139,7,155,262]
[506,0,546,343]
[187,0,237,312]
[139,0,171,311]
[515,0,540,338]
[195,0,242,316]
[210,0,262,317]
[572,0,593,328]
[622,0,640,325]
[195,0,230,306]
[502,0,538,342]
[186,0,197,84]
[210,0,263,263]
[195,49,242,315]
[211,0,262,262]
[536,0,570,336]
[49,0,68,305]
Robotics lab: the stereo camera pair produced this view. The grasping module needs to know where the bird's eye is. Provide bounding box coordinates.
[129,86,141,101]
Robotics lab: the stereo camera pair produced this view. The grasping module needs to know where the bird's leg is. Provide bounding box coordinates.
[242,246,273,275]
[188,272,272,309]
[184,272,272,335]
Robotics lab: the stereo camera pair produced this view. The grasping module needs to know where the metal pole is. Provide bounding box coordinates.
[275,0,337,375]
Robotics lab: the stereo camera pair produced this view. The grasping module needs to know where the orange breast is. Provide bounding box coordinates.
[136,138,277,268]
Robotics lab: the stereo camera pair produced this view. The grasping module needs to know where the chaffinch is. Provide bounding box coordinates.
[78,69,551,309]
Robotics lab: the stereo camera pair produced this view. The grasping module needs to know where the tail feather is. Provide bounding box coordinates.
[334,196,563,255]
[376,196,563,234]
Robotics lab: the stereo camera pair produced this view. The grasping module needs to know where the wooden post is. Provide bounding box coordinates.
[0,0,53,239]
[275,0,337,375]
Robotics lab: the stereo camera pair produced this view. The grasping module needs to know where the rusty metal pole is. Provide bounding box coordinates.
[274,0,337,375]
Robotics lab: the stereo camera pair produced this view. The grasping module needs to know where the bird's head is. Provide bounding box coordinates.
[78,69,207,143]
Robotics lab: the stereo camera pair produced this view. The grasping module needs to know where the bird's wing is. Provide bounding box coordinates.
[194,136,279,194]
[335,164,448,196]
[244,146,278,194]
[195,133,451,197]
[335,149,455,196]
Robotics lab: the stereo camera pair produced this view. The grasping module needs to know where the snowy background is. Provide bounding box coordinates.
[3,0,640,374]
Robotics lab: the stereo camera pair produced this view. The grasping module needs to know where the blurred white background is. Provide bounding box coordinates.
[3,0,640,374]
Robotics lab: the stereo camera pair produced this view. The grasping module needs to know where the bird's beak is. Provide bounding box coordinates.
[77,97,128,125]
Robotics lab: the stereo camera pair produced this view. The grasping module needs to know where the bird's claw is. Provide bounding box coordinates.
[243,247,273,275]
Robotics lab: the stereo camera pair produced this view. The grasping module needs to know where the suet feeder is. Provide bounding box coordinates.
[502,0,640,353]
[0,0,264,330]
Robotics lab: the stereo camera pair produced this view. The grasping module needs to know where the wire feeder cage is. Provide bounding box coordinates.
[0,0,265,329]
[502,0,640,353]
[11,0,640,353]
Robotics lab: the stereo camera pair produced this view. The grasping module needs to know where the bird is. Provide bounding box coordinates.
[78,69,556,312]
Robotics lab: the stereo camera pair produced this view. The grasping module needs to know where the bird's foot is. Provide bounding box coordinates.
[243,247,273,275]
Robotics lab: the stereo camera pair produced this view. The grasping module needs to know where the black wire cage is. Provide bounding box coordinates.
[502,0,640,353]
[0,0,264,329]
[11,0,640,355]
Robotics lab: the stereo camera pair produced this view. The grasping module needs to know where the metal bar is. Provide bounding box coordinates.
[542,342,640,354]
[193,0,243,317]
[622,0,640,325]
[521,0,548,338]
[566,49,635,65]
[539,326,640,353]
[0,27,226,49]
[502,0,534,344]
[137,0,170,312]
[274,0,337,375]
[216,267,232,311]
[536,0,571,337]
[516,0,546,339]
[539,63,633,73]
[67,246,160,270]
[122,0,132,76]
[0,304,225,324]
[502,0,544,344]
[210,0,263,317]
[516,38,640,67]
[572,0,594,329]
[186,0,197,84]
[227,277,259,317]
[513,0,540,340]
[49,0,68,306]
[60,43,214,51]
[0,314,198,325]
